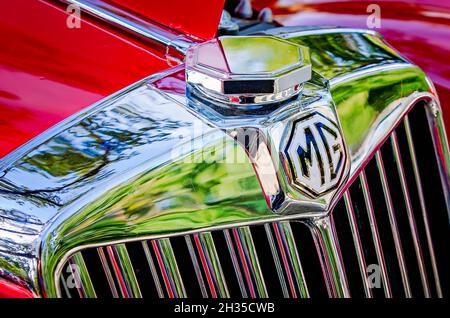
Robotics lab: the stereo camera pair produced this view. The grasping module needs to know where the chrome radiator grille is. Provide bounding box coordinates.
[59,103,449,298]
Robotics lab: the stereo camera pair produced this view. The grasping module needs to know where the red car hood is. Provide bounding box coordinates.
[0,0,224,159]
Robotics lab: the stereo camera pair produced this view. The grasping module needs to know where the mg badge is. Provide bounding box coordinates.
[284,111,346,198]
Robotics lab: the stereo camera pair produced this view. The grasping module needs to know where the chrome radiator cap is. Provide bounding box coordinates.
[185,36,312,105]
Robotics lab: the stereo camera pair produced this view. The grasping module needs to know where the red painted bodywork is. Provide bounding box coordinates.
[253,0,450,135]
[107,0,225,40]
[0,0,173,158]
[0,279,34,298]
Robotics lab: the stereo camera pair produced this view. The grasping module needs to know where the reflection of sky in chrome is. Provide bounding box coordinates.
[221,37,300,74]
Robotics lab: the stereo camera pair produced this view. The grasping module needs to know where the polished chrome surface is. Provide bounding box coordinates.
[307,217,349,297]
[375,151,412,297]
[403,116,442,297]
[142,241,165,298]
[0,28,448,298]
[186,36,311,105]
[390,131,431,297]
[60,0,195,60]
[275,222,309,297]
[359,170,392,297]
[343,191,373,297]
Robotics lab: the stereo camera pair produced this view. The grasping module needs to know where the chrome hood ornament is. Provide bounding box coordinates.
[186,36,312,105]
[284,111,346,198]
[185,34,349,213]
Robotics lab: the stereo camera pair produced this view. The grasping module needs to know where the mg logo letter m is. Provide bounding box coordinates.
[284,111,346,197]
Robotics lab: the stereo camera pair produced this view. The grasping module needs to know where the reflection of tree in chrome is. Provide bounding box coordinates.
[1,89,193,205]
[289,33,401,79]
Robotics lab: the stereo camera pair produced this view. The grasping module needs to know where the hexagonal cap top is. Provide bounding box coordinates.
[186,36,312,105]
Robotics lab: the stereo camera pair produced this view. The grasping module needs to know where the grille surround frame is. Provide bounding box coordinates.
[56,96,449,298]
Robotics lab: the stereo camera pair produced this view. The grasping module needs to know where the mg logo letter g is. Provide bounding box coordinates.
[284,112,346,197]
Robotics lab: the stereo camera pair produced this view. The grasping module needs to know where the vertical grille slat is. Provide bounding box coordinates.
[97,247,119,298]
[272,223,299,298]
[391,132,432,297]
[277,222,310,298]
[360,170,392,297]
[106,245,142,298]
[263,223,290,298]
[403,115,443,297]
[140,241,165,298]
[184,235,209,298]
[309,217,350,298]
[342,191,373,297]
[234,227,268,298]
[409,104,450,296]
[70,253,97,298]
[375,151,412,297]
[59,102,449,299]
[193,233,229,298]
[221,229,248,297]
[151,239,186,298]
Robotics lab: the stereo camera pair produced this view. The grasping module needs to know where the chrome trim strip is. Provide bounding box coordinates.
[70,253,96,298]
[307,217,350,298]
[359,170,392,297]
[97,247,119,298]
[264,224,290,298]
[153,239,186,298]
[60,0,195,57]
[234,227,268,298]
[342,191,373,298]
[184,236,208,298]
[278,222,309,298]
[403,116,443,297]
[107,245,142,298]
[375,151,412,297]
[266,27,380,39]
[329,63,413,87]
[272,223,298,297]
[142,241,165,298]
[425,103,450,218]
[391,132,431,297]
[224,229,248,298]
[195,233,230,298]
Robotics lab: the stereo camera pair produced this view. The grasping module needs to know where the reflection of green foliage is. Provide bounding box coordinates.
[332,66,429,150]
[23,147,104,178]
[42,139,271,296]
[288,33,403,79]
[59,140,269,243]
[221,37,301,73]
[0,258,28,282]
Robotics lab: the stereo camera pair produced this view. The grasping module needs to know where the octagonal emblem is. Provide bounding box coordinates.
[284,111,346,198]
